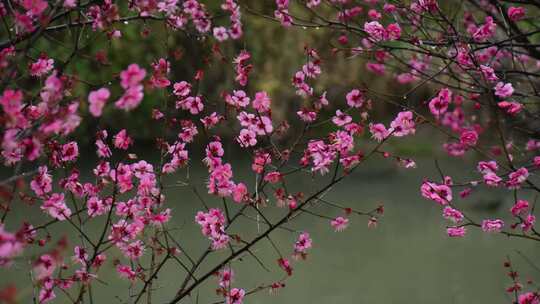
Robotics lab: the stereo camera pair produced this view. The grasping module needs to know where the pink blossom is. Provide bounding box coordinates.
[483,172,502,187]
[386,23,401,40]
[219,267,234,289]
[41,193,72,220]
[226,90,250,108]
[213,26,229,41]
[264,171,282,184]
[390,111,415,137]
[442,206,464,223]
[459,129,478,146]
[29,57,54,77]
[117,264,137,281]
[306,140,336,175]
[521,214,536,232]
[518,292,539,304]
[346,89,364,108]
[237,129,257,147]
[173,81,191,97]
[506,167,529,189]
[480,65,498,82]
[120,64,146,89]
[294,232,312,255]
[497,101,523,115]
[149,58,170,88]
[508,7,526,22]
[473,16,496,42]
[302,62,321,78]
[494,82,514,98]
[195,208,229,250]
[332,110,352,126]
[364,21,386,41]
[31,166,52,197]
[120,240,145,260]
[226,288,245,304]
[177,95,204,114]
[61,141,79,162]
[429,88,452,117]
[481,219,504,233]
[366,62,385,75]
[88,88,110,117]
[114,129,132,150]
[421,181,452,205]
[297,108,317,122]
[115,85,144,111]
[0,225,24,267]
[447,226,466,237]
[477,160,498,174]
[369,123,390,142]
[21,0,48,16]
[368,9,381,20]
[252,91,271,113]
[511,200,529,217]
[252,151,271,174]
[331,216,349,232]
[277,257,293,276]
[63,0,76,8]
[232,183,248,203]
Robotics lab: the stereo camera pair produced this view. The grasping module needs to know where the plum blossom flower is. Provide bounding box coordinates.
[332,110,352,126]
[41,193,72,220]
[120,64,146,89]
[442,206,464,223]
[473,16,496,42]
[386,23,401,40]
[61,141,79,162]
[331,216,349,232]
[21,0,48,16]
[31,166,52,197]
[494,82,514,98]
[460,129,478,146]
[114,129,132,150]
[88,88,110,117]
[264,171,282,184]
[115,85,144,111]
[277,257,293,276]
[483,172,502,187]
[213,26,229,41]
[506,167,529,189]
[346,89,364,108]
[29,57,54,77]
[226,288,245,304]
[428,88,452,118]
[294,232,312,256]
[511,200,529,217]
[117,264,137,281]
[477,160,498,174]
[521,214,536,232]
[0,225,24,267]
[481,219,504,233]
[195,208,229,250]
[447,226,466,237]
[497,101,523,115]
[252,91,271,113]
[390,111,415,137]
[364,21,386,41]
[508,7,526,21]
[421,181,452,205]
[236,129,257,147]
[369,123,390,142]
